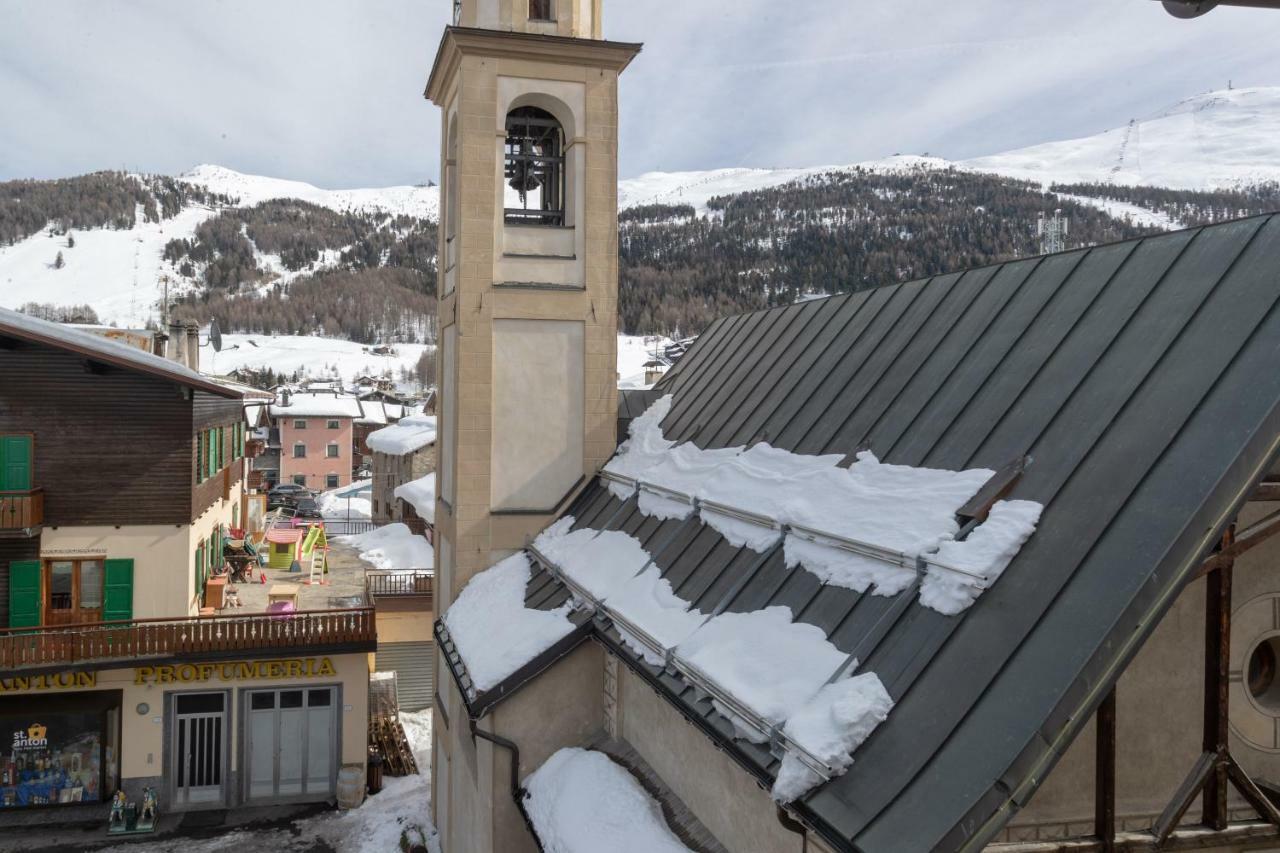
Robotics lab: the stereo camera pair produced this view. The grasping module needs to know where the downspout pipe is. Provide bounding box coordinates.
[469,718,545,853]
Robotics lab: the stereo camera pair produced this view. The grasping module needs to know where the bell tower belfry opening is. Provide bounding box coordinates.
[425,5,640,850]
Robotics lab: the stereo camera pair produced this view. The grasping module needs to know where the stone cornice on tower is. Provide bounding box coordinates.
[424,26,642,105]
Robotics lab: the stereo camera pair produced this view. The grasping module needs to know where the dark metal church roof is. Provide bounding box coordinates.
[464,213,1280,852]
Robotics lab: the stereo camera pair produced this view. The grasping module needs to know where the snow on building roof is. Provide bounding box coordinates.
[435,214,1280,851]
[442,552,578,696]
[0,306,245,399]
[393,471,436,524]
[269,391,363,418]
[524,748,694,853]
[370,416,438,456]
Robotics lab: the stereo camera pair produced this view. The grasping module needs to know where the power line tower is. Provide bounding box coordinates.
[1037,208,1069,254]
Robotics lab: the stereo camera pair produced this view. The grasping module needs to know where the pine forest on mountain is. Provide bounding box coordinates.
[4,167,1280,340]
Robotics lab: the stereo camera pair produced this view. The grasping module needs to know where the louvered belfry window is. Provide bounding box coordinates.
[504,106,565,226]
[529,0,553,21]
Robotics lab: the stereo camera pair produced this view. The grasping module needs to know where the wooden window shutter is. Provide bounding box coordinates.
[7,559,40,628]
[195,543,204,590]
[102,558,134,622]
[0,435,33,492]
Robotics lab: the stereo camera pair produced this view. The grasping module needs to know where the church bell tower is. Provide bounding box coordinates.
[425,4,640,849]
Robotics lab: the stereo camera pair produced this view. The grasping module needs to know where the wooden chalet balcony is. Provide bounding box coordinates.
[365,570,433,601]
[0,607,376,674]
[0,488,43,535]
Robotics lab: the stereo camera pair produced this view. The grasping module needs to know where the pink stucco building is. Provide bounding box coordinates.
[269,391,361,491]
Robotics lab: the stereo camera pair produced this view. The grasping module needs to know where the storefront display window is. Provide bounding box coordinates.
[0,693,119,809]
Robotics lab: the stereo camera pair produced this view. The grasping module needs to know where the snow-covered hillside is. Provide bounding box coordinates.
[3,85,1277,330]
[181,164,440,220]
[962,87,1280,190]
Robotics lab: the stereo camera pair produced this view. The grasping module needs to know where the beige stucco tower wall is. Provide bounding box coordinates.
[424,2,640,850]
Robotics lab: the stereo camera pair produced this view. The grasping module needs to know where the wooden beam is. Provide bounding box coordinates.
[1226,755,1280,827]
[1251,481,1280,502]
[1202,528,1233,830]
[957,456,1028,524]
[1153,750,1216,844]
[1096,688,1117,852]
[1194,511,1280,578]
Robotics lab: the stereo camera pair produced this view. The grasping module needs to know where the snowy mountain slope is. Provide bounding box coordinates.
[3,85,1277,330]
[617,157,945,216]
[181,164,440,220]
[0,203,216,329]
[961,87,1280,190]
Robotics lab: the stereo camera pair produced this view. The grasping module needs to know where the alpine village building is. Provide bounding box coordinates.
[0,309,374,820]
[426,3,1280,853]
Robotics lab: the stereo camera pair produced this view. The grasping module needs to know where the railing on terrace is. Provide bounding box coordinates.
[0,488,43,531]
[324,519,382,536]
[0,607,375,672]
[365,570,433,600]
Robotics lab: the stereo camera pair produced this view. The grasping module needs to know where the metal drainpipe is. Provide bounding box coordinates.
[776,805,813,850]
[469,718,545,852]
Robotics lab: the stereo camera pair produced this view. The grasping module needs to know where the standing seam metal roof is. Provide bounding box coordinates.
[477,213,1280,852]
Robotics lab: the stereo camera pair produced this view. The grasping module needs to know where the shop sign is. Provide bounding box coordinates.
[133,656,337,685]
[0,672,97,693]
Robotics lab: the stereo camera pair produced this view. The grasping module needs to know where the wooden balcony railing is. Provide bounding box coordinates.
[365,570,433,600]
[0,488,43,531]
[0,607,375,673]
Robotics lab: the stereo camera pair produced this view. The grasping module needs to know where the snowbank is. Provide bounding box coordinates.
[444,553,577,695]
[318,479,371,519]
[524,748,692,853]
[394,472,437,524]
[606,394,1036,607]
[338,523,433,571]
[368,415,437,455]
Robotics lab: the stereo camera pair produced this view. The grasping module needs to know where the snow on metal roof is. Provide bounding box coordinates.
[0,306,245,399]
[268,391,363,418]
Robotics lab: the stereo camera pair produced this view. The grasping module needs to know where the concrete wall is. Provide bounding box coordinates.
[279,416,353,490]
[616,664,805,853]
[1000,498,1280,843]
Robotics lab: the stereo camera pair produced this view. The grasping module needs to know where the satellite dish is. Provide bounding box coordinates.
[209,319,223,353]
[1161,0,1218,17]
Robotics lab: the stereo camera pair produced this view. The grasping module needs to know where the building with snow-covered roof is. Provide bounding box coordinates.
[0,307,374,824]
[430,210,1280,853]
[268,390,362,490]
[367,415,437,529]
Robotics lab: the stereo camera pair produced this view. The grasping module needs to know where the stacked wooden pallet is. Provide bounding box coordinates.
[369,671,418,777]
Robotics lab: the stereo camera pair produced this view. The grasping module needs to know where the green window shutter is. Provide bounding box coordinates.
[102,559,133,622]
[7,559,40,628]
[0,435,33,492]
[195,543,204,589]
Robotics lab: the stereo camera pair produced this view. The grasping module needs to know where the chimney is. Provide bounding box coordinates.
[281,389,292,408]
[168,321,186,366]
[185,322,200,372]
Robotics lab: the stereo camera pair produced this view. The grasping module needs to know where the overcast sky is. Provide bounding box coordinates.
[2,0,1278,189]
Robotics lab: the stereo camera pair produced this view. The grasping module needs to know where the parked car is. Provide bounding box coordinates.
[291,498,325,521]
[268,483,316,511]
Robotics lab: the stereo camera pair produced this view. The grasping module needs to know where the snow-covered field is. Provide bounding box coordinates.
[208,334,432,384]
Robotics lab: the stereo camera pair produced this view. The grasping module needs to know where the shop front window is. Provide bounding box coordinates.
[0,695,120,809]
